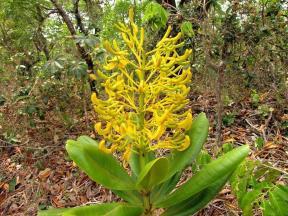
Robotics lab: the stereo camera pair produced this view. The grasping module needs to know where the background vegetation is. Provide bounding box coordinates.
[0,0,287,215]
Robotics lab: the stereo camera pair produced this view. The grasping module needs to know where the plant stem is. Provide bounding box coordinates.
[143,191,152,215]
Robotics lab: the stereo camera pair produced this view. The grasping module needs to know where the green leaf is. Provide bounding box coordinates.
[162,174,230,216]
[230,160,256,202]
[155,145,249,208]
[191,150,212,173]
[240,189,262,216]
[38,203,143,216]
[9,177,17,192]
[262,186,288,216]
[180,21,194,37]
[136,157,168,189]
[165,113,209,180]
[129,150,155,178]
[111,190,142,205]
[76,136,99,147]
[143,2,169,30]
[66,138,135,190]
[150,172,182,203]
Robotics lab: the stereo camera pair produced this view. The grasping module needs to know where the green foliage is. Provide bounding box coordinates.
[165,113,209,180]
[66,136,136,190]
[222,112,236,126]
[281,120,288,137]
[0,95,6,106]
[40,113,249,216]
[180,21,194,37]
[101,0,146,40]
[8,177,17,192]
[162,174,230,216]
[155,145,249,208]
[251,89,260,107]
[255,137,265,149]
[136,157,168,189]
[39,203,143,216]
[262,185,288,216]
[257,104,273,118]
[143,2,168,30]
[231,159,287,216]
[1,1,287,215]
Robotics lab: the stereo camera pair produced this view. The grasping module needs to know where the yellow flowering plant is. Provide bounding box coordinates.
[39,9,249,216]
[92,9,192,158]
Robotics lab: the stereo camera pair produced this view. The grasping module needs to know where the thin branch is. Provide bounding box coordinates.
[73,0,88,35]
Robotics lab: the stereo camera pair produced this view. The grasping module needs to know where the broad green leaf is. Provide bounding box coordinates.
[155,145,249,207]
[69,136,141,203]
[162,174,230,216]
[165,113,209,180]
[66,139,135,190]
[39,203,143,216]
[104,204,143,216]
[136,157,168,189]
[76,136,99,147]
[129,149,155,178]
[150,172,182,204]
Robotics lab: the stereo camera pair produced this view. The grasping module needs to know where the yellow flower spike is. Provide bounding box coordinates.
[103,61,117,71]
[89,74,97,80]
[170,68,192,84]
[156,109,170,125]
[110,144,118,153]
[121,33,133,48]
[150,125,165,140]
[103,40,115,54]
[138,80,145,93]
[112,40,120,51]
[120,123,126,134]
[95,122,112,135]
[123,145,132,161]
[178,112,193,130]
[178,49,192,62]
[178,135,191,151]
[115,23,126,32]
[91,92,98,104]
[139,27,144,48]
[171,32,182,42]
[131,23,138,36]
[128,7,134,23]
[99,140,112,154]
[96,70,108,80]
[91,9,193,159]
[157,26,172,47]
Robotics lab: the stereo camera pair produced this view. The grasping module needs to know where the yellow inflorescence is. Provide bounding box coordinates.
[91,9,192,159]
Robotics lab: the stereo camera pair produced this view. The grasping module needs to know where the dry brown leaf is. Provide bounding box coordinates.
[281,114,288,121]
[264,142,281,149]
[38,168,52,180]
[0,182,9,191]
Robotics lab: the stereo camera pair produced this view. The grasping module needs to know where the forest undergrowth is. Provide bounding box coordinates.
[1,84,287,215]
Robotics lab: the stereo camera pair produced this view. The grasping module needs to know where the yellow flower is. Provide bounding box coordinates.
[91,9,193,159]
